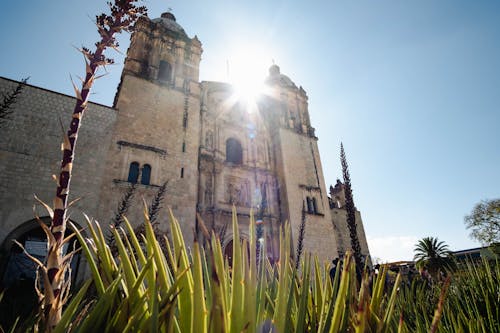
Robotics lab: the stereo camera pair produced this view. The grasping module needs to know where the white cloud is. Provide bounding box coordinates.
[367,235,419,263]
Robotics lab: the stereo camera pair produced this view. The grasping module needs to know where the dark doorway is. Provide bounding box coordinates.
[0,218,82,328]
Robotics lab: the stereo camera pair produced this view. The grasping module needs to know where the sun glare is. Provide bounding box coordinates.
[227,46,273,112]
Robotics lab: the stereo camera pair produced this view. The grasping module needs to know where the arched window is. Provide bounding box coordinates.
[128,162,140,183]
[158,60,172,82]
[226,138,243,164]
[141,164,151,185]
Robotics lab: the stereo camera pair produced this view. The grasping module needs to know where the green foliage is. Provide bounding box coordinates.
[446,258,500,332]
[397,258,500,332]
[414,237,455,280]
[48,210,407,332]
[464,198,500,245]
[2,210,500,332]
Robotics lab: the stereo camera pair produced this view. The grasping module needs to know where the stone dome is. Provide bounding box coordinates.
[152,12,187,36]
[266,64,297,89]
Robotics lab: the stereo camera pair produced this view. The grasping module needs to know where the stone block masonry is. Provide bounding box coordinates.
[0,77,116,243]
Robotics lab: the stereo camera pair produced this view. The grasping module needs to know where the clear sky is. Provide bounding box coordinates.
[1,0,499,262]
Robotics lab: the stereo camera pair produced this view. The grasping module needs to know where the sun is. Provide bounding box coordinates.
[226,46,273,111]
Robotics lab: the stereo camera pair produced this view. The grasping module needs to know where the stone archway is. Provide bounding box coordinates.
[0,217,83,327]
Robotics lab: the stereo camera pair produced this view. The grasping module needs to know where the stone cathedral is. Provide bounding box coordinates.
[0,13,369,282]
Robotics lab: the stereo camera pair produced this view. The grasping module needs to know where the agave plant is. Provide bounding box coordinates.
[37,207,412,333]
[10,204,492,332]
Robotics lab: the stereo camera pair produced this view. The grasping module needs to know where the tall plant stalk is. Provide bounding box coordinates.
[0,77,29,127]
[107,182,136,248]
[149,181,168,224]
[295,201,306,269]
[40,2,146,330]
[111,183,136,227]
[340,143,363,278]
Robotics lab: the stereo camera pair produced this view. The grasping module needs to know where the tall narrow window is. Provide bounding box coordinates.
[226,138,243,164]
[182,141,186,152]
[128,162,139,183]
[180,167,184,178]
[141,164,151,185]
[312,197,318,214]
[306,197,313,213]
[158,60,172,82]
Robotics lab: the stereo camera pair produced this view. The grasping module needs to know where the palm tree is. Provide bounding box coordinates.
[414,237,455,280]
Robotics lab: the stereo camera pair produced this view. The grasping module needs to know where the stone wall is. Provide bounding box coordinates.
[0,12,372,268]
[278,127,339,262]
[97,74,201,240]
[331,208,370,259]
[0,77,116,244]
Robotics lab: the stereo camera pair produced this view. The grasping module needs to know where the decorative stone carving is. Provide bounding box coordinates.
[204,175,213,206]
[257,142,266,164]
[205,130,213,148]
[226,177,250,207]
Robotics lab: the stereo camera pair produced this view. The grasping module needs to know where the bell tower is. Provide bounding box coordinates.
[262,64,340,261]
[118,12,202,90]
[99,12,203,238]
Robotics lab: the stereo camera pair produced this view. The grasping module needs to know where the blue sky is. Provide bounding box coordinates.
[1,0,499,262]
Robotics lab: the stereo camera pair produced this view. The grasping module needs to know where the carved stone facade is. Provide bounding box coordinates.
[0,12,370,269]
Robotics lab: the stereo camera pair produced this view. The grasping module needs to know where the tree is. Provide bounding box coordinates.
[340,143,363,279]
[464,199,500,246]
[414,237,454,280]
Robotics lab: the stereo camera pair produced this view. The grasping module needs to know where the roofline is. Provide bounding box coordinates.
[452,246,489,255]
[0,76,115,110]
